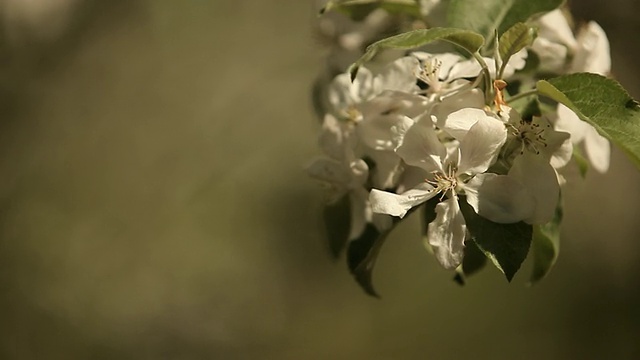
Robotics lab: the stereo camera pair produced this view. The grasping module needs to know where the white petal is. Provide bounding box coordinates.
[427,197,466,270]
[550,134,573,169]
[571,22,611,75]
[555,104,588,143]
[531,38,569,74]
[357,92,428,151]
[555,104,610,172]
[373,90,429,118]
[374,56,421,93]
[358,105,404,151]
[431,89,485,130]
[532,116,571,161]
[464,173,535,223]
[583,125,611,173]
[442,107,491,140]
[395,118,445,173]
[535,9,578,50]
[456,114,507,175]
[487,50,528,78]
[369,183,436,218]
[509,153,559,224]
[448,58,484,79]
[503,49,528,75]
[390,115,416,148]
[328,67,374,111]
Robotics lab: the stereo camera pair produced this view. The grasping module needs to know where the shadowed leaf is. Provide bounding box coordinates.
[453,241,488,285]
[529,196,562,284]
[347,224,390,297]
[459,197,532,281]
[348,200,434,297]
[323,194,351,258]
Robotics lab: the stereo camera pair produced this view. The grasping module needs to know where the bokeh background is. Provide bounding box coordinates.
[0,0,639,359]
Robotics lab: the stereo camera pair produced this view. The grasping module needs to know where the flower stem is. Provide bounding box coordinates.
[472,52,493,105]
[506,89,538,103]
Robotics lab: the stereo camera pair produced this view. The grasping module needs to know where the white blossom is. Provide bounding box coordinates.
[569,21,611,75]
[307,114,371,239]
[328,56,419,120]
[370,109,535,268]
[500,107,571,224]
[555,104,610,173]
[531,10,612,173]
[532,9,611,76]
[324,55,429,187]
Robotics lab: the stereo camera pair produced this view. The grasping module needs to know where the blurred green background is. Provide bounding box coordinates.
[0,0,639,359]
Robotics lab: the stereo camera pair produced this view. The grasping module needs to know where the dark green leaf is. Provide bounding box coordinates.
[323,194,351,258]
[537,73,640,169]
[348,27,485,80]
[447,0,563,40]
[347,224,391,297]
[498,22,537,76]
[453,241,488,285]
[459,197,532,281]
[529,197,562,284]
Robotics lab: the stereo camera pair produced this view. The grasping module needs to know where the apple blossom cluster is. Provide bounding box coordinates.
[309,2,632,295]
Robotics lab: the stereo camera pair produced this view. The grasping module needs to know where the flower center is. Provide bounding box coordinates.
[340,105,362,124]
[515,119,549,155]
[418,58,443,94]
[426,163,458,199]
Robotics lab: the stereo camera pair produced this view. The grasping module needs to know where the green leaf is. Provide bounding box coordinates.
[537,73,640,169]
[348,27,485,80]
[498,22,537,76]
[447,0,563,40]
[459,197,532,281]
[453,241,488,285]
[320,0,421,20]
[323,194,351,258]
[529,198,562,284]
